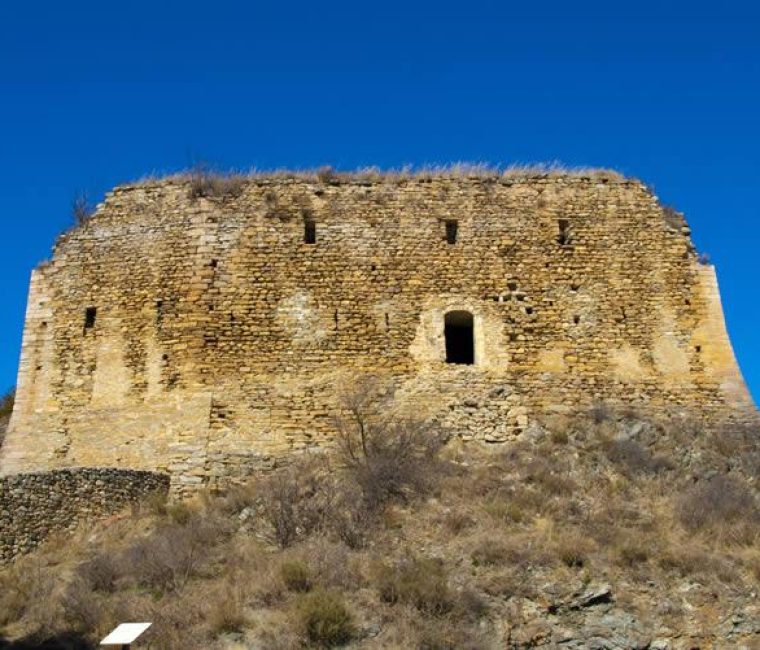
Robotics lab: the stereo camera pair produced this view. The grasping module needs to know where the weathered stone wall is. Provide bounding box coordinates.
[1,174,756,492]
[0,468,169,562]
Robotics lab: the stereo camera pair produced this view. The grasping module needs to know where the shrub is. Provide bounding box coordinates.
[208,588,248,635]
[78,551,120,592]
[280,560,313,592]
[376,558,453,616]
[555,533,594,568]
[0,387,13,419]
[677,475,760,533]
[71,191,94,224]
[441,509,476,535]
[188,165,247,200]
[166,500,195,525]
[589,401,614,424]
[0,558,57,627]
[484,497,526,524]
[316,166,340,184]
[335,376,444,511]
[550,429,569,445]
[296,589,354,647]
[258,463,326,548]
[58,577,105,634]
[0,387,13,446]
[471,537,510,567]
[323,485,376,549]
[616,542,650,567]
[604,439,671,476]
[123,516,226,593]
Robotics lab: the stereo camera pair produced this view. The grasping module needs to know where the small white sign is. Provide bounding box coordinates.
[100,622,152,645]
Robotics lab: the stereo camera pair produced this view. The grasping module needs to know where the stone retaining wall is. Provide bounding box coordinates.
[0,467,169,562]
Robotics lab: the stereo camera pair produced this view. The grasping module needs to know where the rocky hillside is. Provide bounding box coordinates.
[1,402,759,649]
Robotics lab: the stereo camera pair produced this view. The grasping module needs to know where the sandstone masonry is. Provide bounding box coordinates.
[0,468,168,562]
[1,172,756,492]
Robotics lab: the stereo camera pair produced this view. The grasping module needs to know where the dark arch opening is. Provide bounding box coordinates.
[444,310,474,365]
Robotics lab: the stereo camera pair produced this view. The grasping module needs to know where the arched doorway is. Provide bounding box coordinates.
[444,311,474,364]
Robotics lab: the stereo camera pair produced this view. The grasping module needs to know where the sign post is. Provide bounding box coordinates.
[100,622,152,649]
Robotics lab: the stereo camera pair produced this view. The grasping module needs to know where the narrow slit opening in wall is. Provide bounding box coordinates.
[156,300,163,324]
[210,259,218,268]
[444,310,474,365]
[558,219,571,245]
[84,307,97,330]
[445,219,458,244]
[304,220,316,244]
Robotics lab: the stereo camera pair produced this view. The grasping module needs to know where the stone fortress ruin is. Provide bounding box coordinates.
[1,167,756,494]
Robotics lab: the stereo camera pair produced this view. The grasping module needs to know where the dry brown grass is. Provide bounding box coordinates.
[131,161,630,191]
[2,404,759,648]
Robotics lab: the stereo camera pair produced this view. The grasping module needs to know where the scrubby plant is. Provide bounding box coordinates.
[71,191,94,225]
[335,375,445,511]
[0,387,13,447]
[295,588,354,647]
[280,560,313,593]
[677,474,760,534]
[604,439,672,476]
[187,164,247,200]
[376,557,453,616]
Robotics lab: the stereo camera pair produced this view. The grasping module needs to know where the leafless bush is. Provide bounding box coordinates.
[77,551,120,593]
[122,515,227,592]
[58,577,105,634]
[604,439,672,476]
[258,461,330,548]
[0,558,57,627]
[335,376,445,511]
[677,474,760,533]
[709,422,760,477]
[71,191,94,225]
[589,401,614,424]
[323,487,375,549]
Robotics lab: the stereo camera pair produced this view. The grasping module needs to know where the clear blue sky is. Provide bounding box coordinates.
[1,0,758,404]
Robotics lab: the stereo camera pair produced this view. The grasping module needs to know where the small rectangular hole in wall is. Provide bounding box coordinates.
[445,219,458,244]
[84,307,97,330]
[558,219,572,246]
[304,220,316,244]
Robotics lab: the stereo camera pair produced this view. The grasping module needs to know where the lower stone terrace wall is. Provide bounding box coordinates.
[0,468,169,563]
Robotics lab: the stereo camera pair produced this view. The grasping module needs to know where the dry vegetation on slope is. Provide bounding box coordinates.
[1,390,759,649]
[0,389,13,448]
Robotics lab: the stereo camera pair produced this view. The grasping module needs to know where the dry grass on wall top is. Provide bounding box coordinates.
[129,161,631,193]
[1,398,759,649]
